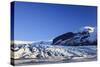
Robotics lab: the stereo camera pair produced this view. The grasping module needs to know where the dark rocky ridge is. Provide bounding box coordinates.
[52,31,97,46]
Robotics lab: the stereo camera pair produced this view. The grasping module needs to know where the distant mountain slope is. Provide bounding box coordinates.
[52,26,97,46]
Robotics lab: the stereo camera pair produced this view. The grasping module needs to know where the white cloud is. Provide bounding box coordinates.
[83,26,95,33]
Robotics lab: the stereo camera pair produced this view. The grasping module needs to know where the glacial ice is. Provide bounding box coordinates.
[11,41,97,61]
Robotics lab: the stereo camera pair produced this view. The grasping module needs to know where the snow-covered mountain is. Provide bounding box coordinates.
[32,40,52,45]
[11,26,97,65]
[52,26,97,46]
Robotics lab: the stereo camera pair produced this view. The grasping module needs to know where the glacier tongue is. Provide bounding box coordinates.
[11,42,97,61]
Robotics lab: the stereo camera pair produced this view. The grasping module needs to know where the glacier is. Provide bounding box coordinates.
[11,26,97,65]
[11,41,97,65]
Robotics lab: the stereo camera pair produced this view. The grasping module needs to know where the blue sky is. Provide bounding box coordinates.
[13,1,97,41]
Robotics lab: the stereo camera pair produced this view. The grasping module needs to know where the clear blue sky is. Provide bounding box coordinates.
[13,1,97,41]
